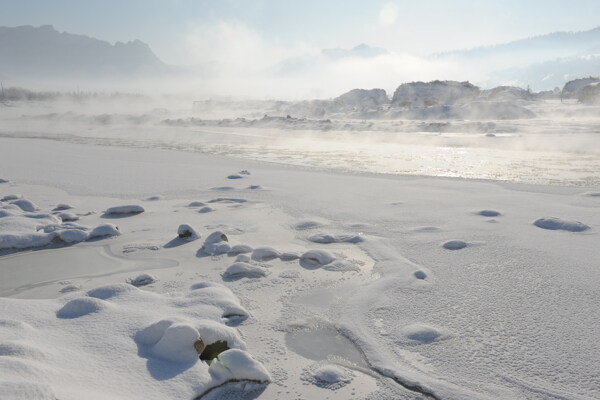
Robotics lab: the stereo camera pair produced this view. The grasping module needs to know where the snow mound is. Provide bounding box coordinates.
[178,224,199,240]
[57,212,79,222]
[251,246,281,261]
[228,244,253,255]
[222,262,270,280]
[280,251,300,261]
[235,254,251,262]
[227,174,244,179]
[414,270,427,280]
[200,231,231,256]
[89,224,120,238]
[104,204,145,216]
[11,199,38,212]
[308,232,363,244]
[198,206,216,213]
[1,194,21,201]
[533,217,590,232]
[1,281,266,399]
[397,323,449,344]
[300,250,336,268]
[0,206,118,250]
[442,240,468,250]
[187,201,206,207]
[87,283,138,300]
[59,284,81,293]
[144,195,164,201]
[293,220,324,230]
[52,203,73,211]
[477,210,501,217]
[207,198,247,204]
[138,321,200,363]
[56,297,109,318]
[208,349,271,383]
[128,273,157,287]
[302,363,353,390]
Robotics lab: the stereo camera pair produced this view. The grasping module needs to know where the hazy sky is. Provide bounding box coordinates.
[2,0,600,65]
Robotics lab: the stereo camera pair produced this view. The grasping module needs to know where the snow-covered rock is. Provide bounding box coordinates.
[128,273,157,287]
[200,231,231,256]
[178,224,199,240]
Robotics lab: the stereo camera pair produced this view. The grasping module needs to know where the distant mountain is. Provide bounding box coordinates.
[441,27,600,63]
[437,26,600,90]
[322,43,388,59]
[0,25,171,83]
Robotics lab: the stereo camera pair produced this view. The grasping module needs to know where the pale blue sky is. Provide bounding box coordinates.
[1,0,600,64]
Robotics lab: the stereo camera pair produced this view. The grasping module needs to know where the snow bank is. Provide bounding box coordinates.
[0,204,119,250]
[0,281,266,399]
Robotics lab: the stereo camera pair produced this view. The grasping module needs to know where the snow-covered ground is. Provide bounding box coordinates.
[0,101,599,399]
